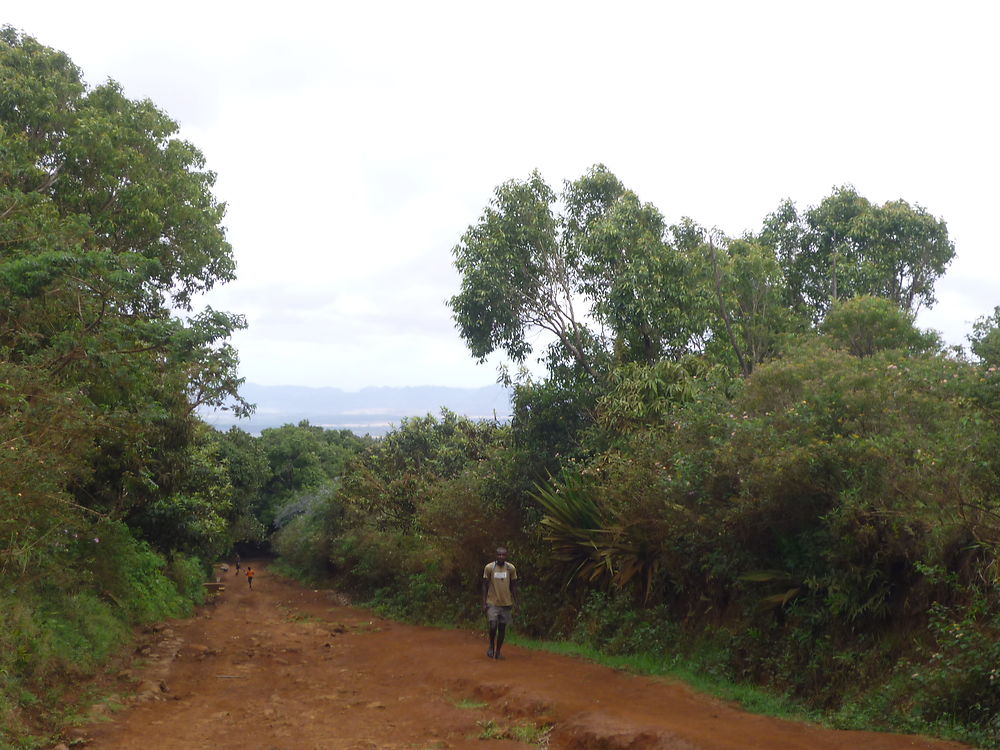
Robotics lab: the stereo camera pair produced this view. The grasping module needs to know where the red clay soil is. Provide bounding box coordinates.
[63,561,969,750]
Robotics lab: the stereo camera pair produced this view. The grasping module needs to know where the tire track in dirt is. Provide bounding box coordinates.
[64,562,970,750]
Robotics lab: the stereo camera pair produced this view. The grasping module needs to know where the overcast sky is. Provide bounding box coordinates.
[8,1,999,389]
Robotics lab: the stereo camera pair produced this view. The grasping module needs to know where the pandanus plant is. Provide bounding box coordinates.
[531,471,660,603]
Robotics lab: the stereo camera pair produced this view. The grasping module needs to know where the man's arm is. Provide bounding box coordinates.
[481,570,489,612]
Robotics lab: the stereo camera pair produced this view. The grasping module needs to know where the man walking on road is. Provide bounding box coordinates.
[482,547,518,660]
[246,566,254,590]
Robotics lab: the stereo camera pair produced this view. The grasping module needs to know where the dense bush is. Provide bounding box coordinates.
[0,520,205,745]
[270,338,1000,747]
[271,485,344,582]
[909,599,1000,737]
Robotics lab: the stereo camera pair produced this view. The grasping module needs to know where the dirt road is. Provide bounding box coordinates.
[70,562,968,750]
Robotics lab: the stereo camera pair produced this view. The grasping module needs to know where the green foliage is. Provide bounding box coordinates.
[126,423,237,560]
[508,375,595,484]
[0,363,99,580]
[1,26,248,523]
[592,357,731,439]
[271,414,517,626]
[719,344,993,618]
[340,410,503,532]
[450,165,709,381]
[1,26,249,564]
[0,520,203,746]
[453,697,488,709]
[271,485,344,582]
[476,718,552,744]
[908,600,1000,741]
[417,463,518,588]
[569,167,705,364]
[452,173,954,386]
[0,30,246,744]
[450,170,566,367]
[699,234,801,375]
[820,295,938,357]
[70,520,200,622]
[257,421,366,527]
[570,591,679,657]
[165,553,209,606]
[758,186,954,322]
[326,526,460,623]
[273,512,329,583]
[970,306,1000,368]
[532,471,613,588]
[368,568,451,623]
[329,527,413,593]
[214,426,270,544]
[508,334,997,740]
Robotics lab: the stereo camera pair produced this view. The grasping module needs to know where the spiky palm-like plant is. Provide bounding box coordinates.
[531,471,659,602]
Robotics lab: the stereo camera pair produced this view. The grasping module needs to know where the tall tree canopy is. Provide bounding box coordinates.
[757,186,955,323]
[1,27,248,549]
[969,306,1000,368]
[449,165,705,381]
[452,169,954,381]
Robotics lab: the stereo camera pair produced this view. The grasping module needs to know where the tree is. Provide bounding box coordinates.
[567,168,704,364]
[339,411,504,532]
[757,186,954,323]
[820,295,938,358]
[0,29,252,742]
[1,28,248,523]
[449,165,707,382]
[215,427,271,544]
[126,423,235,558]
[593,356,728,438]
[969,306,1000,368]
[700,234,798,375]
[255,422,366,528]
[450,170,598,378]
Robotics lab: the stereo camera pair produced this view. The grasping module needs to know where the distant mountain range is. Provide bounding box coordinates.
[201,382,513,436]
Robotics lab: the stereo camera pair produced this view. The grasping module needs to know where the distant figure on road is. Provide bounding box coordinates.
[246,566,254,590]
[482,547,518,660]
[234,553,241,576]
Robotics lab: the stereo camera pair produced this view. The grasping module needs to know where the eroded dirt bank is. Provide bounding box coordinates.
[65,562,969,750]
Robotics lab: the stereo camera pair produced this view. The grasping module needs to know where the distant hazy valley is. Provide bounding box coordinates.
[202,382,513,436]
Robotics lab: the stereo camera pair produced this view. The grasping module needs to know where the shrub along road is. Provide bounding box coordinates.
[73,562,969,750]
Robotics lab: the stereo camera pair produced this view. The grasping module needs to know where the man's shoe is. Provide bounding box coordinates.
[487,647,494,658]
[494,652,504,660]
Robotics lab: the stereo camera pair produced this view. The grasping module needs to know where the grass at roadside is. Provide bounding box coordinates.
[0,538,209,750]
[506,633,821,723]
[505,634,990,749]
